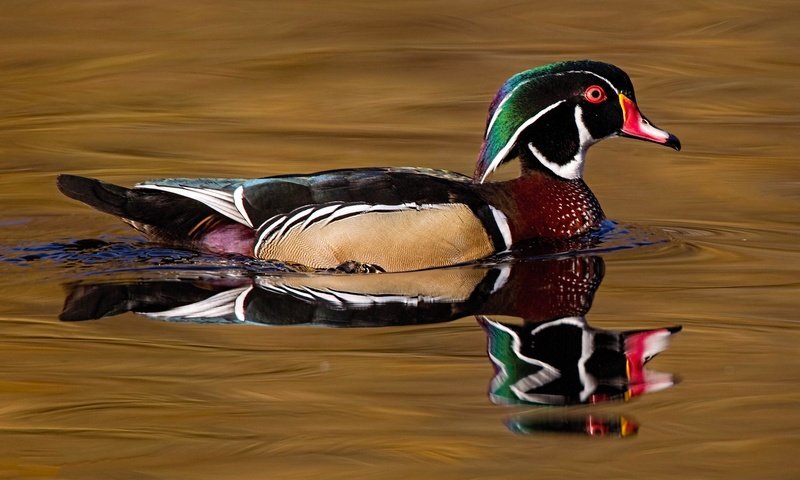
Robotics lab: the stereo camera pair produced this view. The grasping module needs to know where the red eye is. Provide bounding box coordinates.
[584,85,606,104]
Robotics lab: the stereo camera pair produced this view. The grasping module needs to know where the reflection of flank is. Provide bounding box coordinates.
[253,266,493,308]
[60,255,603,326]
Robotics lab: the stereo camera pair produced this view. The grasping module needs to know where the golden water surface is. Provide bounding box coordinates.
[0,1,798,479]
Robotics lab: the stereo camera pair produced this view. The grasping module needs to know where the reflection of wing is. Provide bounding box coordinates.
[59,280,250,322]
[146,287,251,322]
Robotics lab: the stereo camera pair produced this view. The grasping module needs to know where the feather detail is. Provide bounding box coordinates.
[135,184,251,227]
[254,202,495,272]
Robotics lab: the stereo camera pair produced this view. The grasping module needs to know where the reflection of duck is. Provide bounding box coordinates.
[61,256,679,401]
[60,255,605,326]
[56,60,679,272]
[60,254,680,437]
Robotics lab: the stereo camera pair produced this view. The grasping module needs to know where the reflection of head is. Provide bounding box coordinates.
[480,316,680,406]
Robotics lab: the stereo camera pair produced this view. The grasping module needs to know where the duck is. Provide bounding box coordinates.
[57,60,680,273]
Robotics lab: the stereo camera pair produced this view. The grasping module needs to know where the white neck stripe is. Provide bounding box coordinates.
[480,99,565,183]
[529,105,595,180]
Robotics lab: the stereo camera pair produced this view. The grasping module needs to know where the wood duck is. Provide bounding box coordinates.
[57,60,680,272]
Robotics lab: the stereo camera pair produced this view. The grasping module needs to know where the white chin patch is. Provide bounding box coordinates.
[529,105,597,180]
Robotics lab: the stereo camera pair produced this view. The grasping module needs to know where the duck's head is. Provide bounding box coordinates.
[474,60,680,183]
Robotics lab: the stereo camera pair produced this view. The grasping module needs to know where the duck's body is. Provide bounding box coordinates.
[57,167,602,271]
[57,60,679,272]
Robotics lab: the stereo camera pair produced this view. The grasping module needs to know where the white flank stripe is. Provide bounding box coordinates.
[368,203,413,213]
[480,99,565,183]
[301,204,341,229]
[317,202,417,228]
[233,186,253,228]
[256,201,456,253]
[275,206,315,240]
[366,202,447,214]
[255,215,287,250]
[489,206,513,251]
[323,204,372,224]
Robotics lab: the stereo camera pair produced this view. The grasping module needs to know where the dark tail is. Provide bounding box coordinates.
[57,174,134,218]
[56,174,233,244]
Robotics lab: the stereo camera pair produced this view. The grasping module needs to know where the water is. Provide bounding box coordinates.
[0,1,798,478]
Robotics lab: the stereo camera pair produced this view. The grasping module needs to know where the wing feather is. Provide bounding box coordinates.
[136,184,251,227]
